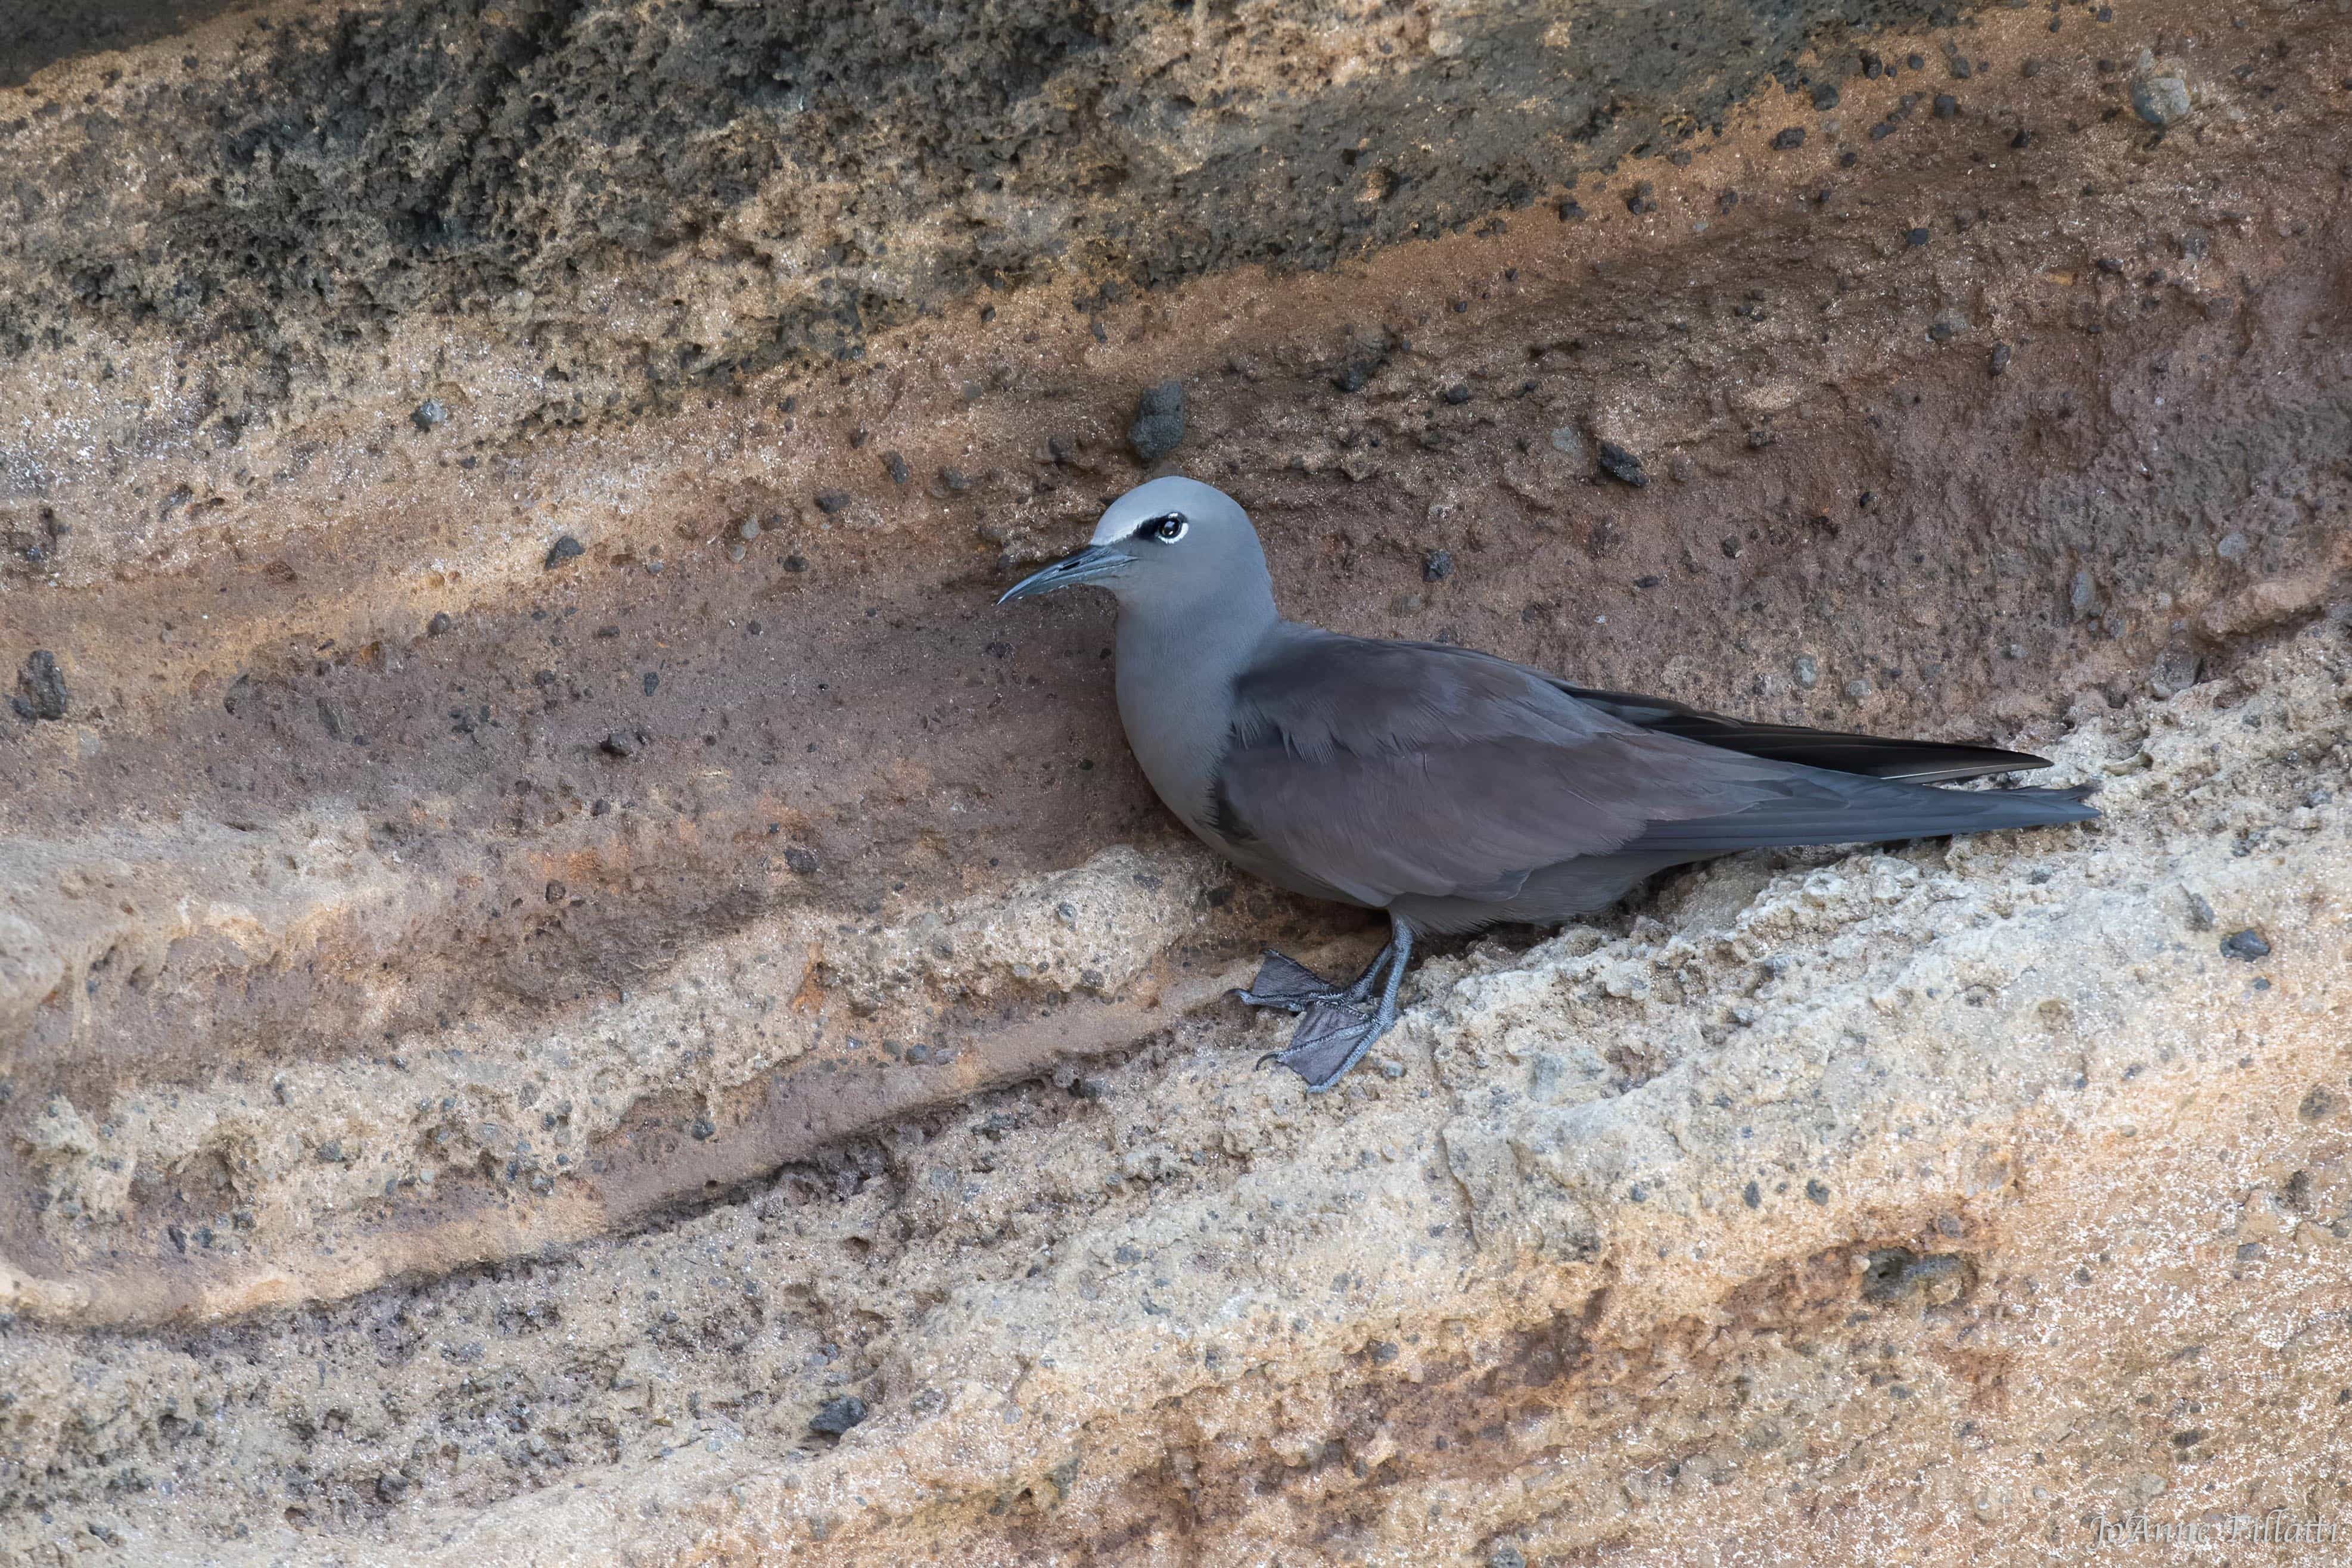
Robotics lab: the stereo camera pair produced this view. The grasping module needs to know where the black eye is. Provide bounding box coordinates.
[1151,513,1187,543]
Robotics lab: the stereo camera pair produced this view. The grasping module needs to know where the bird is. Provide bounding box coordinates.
[999,476,2097,1092]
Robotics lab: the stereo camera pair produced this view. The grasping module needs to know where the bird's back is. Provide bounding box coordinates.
[1200,626,2094,933]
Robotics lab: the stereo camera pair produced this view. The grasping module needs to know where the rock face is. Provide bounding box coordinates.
[3,0,2351,1563]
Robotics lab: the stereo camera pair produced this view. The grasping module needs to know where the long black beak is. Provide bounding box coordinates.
[997,545,1130,604]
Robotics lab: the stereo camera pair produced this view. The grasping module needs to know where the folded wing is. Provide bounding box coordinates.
[1213,632,2094,909]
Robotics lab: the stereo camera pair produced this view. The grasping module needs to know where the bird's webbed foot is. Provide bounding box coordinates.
[1233,945,1386,1013]
[1255,998,1395,1091]
[1250,918,1417,1093]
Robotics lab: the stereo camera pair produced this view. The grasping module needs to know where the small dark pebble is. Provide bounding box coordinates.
[1806,1178,1831,1205]
[1441,384,1472,405]
[1595,441,1648,487]
[1128,379,1187,463]
[642,671,659,696]
[1812,83,1840,110]
[784,847,820,875]
[591,799,612,816]
[938,467,968,493]
[1869,121,1894,140]
[2220,929,2270,961]
[1556,198,1585,222]
[2011,127,2033,148]
[1906,226,1931,247]
[410,399,447,432]
[1906,52,1925,70]
[14,651,67,721]
[809,1396,867,1436]
[544,535,584,570]
[1927,320,1954,343]
[425,613,456,641]
[814,491,851,515]
[1989,342,2013,377]
[1743,1180,1762,1209]
[1422,549,1454,582]
[883,451,910,486]
[600,731,640,760]
[1933,94,1959,119]
[1771,127,1806,150]
[545,881,566,903]
[783,555,808,573]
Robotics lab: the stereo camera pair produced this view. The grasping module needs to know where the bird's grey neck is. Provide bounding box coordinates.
[1112,590,1279,832]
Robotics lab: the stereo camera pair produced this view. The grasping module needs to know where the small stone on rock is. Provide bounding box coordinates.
[14,651,67,721]
[1128,379,1187,463]
[2220,929,2269,961]
[1595,441,1647,487]
[2132,74,2191,126]
[809,1396,867,1436]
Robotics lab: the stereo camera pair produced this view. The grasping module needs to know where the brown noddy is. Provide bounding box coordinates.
[1000,477,2096,1091]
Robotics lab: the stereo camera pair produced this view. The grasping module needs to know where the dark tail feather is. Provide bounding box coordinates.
[1557,683,2055,783]
[1625,776,2099,855]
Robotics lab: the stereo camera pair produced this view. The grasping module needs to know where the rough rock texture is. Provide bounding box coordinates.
[3,0,2351,1562]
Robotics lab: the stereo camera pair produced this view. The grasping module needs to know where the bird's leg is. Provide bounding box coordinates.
[1233,938,1393,1013]
[1258,917,1415,1092]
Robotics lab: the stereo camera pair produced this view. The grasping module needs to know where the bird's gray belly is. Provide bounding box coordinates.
[1387,851,1693,935]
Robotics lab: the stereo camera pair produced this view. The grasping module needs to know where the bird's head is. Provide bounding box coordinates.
[997,476,1268,612]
